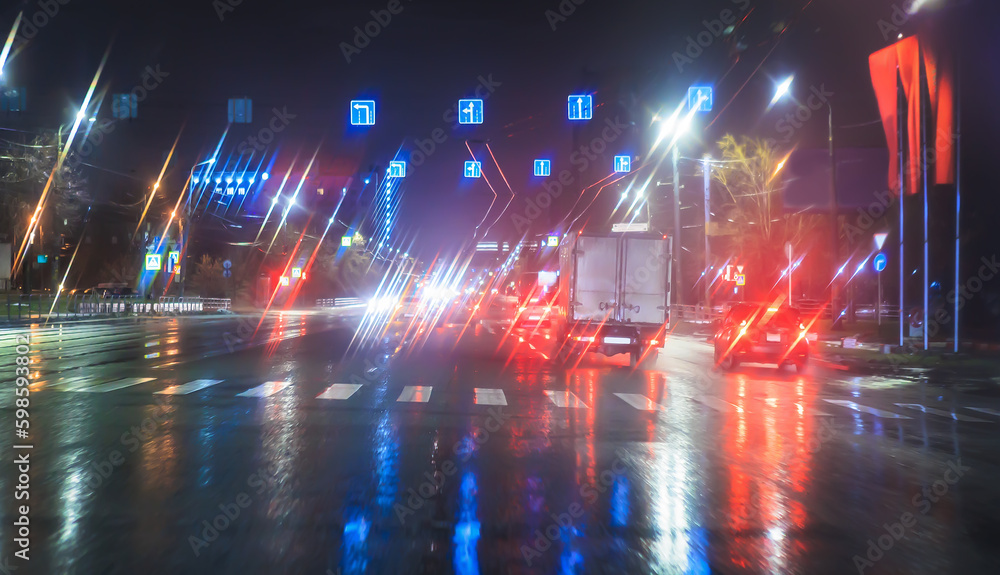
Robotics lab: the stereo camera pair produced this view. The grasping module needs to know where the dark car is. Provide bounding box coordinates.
[714,303,810,371]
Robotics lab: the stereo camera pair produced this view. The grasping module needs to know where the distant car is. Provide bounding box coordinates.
[513,288,559,330]
[714,303,809,371]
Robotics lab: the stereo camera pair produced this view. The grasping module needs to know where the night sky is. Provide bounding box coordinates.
[2,0,998,305]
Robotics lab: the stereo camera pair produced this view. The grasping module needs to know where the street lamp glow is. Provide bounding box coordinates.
[364,178,370,185]
[771,76,794,106]
[76,110,85,121]
[272,197,279,205]
[261,172,268,180]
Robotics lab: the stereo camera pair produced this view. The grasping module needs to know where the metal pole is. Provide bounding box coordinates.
[953,56,962,353]
[788,245,793,303]
[921,54,929,352]
[703,155,711,310]
[829,103,839,326]
[878,273,883,326]
[898,72,906,348]
[672,145,683,306]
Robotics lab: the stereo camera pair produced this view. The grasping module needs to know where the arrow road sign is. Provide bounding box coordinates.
[223,269,232,278]
[567,94,593,120]
[389,161,406,178]
[688,86,713,112]
[614,156,631,173]
[222,259,232,269]
[458,99,484,124]
[464,161,482,178]
[350,100,376,126]
[533,159,551,177]
[874,253,887,273]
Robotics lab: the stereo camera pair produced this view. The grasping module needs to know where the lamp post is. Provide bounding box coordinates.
[774,77,837,319]
[179,158,215,297]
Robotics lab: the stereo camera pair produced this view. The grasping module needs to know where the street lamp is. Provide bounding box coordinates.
[179,157,216,297]
[775,77,838,321]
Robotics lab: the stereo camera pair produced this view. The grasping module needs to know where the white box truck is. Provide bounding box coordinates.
[555,231,672,366]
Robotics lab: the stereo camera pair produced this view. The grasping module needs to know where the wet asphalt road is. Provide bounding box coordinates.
[1,312,999,575]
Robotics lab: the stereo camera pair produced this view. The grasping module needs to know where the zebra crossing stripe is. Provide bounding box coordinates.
[74,377,156,393]
[691,396,741,413]
[966,407,1000,418]
[156,379,224,395]
[397,386,432,402]
[614,393,666,411]
[474,388,507,406]
[317,383,363,400]
[545,390,588,408]
[237,381,292,398]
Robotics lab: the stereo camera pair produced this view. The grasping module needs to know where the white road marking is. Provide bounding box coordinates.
[691,396,742,413]
[544,390,588,408]
[397,386,432,402]
[317,383,363,400]
[614,393,666,411]
[823,399,911,419]
[73,377,156,393]
[155,379,224,395]
[237,381,292,398]
[474,388,507,406]
[895,403,991,422]
[966,407,1000,418]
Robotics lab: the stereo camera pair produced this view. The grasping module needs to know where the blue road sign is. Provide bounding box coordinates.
[350,100,376,126]
[568,95,592,120]
[873,253,887,273]
[112,93,138,119]
[145,254,161,271]
[389,161,406,178]
[614,156,631,173]
[1,87,25,112]
[223,269,232,278]
[688,86,713,112]
[227,98,253,123]
[458,99,484,124]
[464,161,482,178]
[533,159,551,177]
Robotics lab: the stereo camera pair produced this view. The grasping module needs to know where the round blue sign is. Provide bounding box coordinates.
[873,253,887,273]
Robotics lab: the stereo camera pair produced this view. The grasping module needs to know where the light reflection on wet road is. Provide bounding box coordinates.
[0,313,998,574]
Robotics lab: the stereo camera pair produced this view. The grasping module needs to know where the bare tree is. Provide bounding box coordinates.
[711,135,825,297]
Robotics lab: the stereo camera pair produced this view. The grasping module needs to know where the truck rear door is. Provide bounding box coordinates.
[571,235,620,322]
[621,236,669,324]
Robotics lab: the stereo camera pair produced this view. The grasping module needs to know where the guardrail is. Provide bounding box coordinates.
[317,297,365,308]
[0,293,230,322]
[671,302,900,323]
